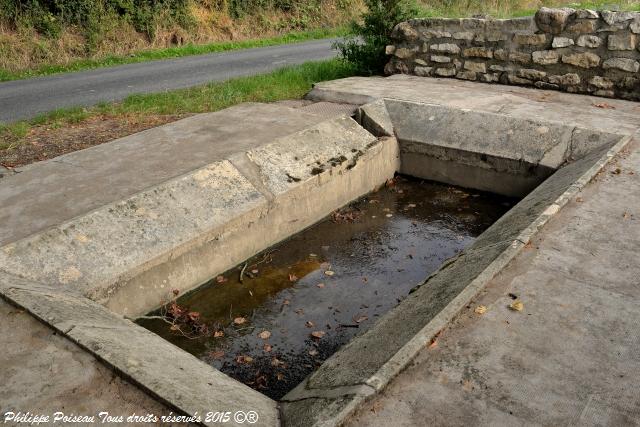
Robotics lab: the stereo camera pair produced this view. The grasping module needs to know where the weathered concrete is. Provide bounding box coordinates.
[0,103,332,246]
[0,115,397,318]
[346,137,640,427]
[0,298,187,427]
[307,75,640,135]
[0,272,279,427]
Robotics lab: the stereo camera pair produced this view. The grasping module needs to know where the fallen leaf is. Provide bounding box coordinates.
[282,299,290,305]
[428,339,438,349]
[209,350,225,360]
[213,330,224,338]
[233,317,247,325]
[258,330,271,340]
[623,212,632,219]
[263,344,272,352]
[385,213,393,218]
[309,253,318,257]
[289,273,298,282]
[305,321,315,328]
[353,315,368,323]
[593,102,615,109]
[612,167,622,175]
[509,300,524,312]
[235,355,253,364]
[172,289,180,296]
[251,269,259,274]
[216,275,227,284]
[576,197,584,203]
[316,283,325,288]
[187,311,200,321]
[276,372,285,381]
[294,308,304,315]
[308,349,319,356]
[311,331,326,339]
[474,305,487,315]
[407,203,417,208]
[271,357,285,367]
[324,270,335,276]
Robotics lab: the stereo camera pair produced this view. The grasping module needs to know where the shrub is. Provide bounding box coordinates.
[334,0,417,75]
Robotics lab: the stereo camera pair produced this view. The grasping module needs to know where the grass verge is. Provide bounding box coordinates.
[414,0,640,19]
[0,59,356,165]
[0,27,347,82]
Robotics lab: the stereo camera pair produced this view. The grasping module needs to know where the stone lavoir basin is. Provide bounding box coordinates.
[0,92,631,426]
[137,177,516,399]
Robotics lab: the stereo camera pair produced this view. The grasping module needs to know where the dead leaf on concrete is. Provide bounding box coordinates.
[258,330,271,340]
[593,102,616,109]
[623,212,632,219]
[324,270,335,276]
[509,300,524,312]
[305,321,315,328]
[474,305,487,315]
[316,283,325,288]
[311,331,326,339]
[353,315,368,323]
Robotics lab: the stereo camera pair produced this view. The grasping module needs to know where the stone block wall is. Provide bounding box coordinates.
[384,8,640,101]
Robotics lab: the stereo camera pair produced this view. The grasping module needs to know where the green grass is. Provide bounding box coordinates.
[0,27,348,82]
[0,59,356,147]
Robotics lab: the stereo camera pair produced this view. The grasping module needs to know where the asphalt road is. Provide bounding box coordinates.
[0,38,340,123]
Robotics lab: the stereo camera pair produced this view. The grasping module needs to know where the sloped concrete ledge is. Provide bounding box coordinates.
[0,272,279,427]
[0,116,399,317]
[279,133,631,427]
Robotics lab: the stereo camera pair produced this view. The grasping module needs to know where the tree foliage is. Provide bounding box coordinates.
[335,0,417,75]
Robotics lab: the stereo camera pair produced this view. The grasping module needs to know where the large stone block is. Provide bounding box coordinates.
[602,57,640,72]
[509,51,532,64]
[566,19,598,34]
[513,33,548,46]
[601,11,637,28]
[463,47,493,58]
[535,7,575,34]
[561,52,600,68]
[434,67,457,77]
[533,50,560,65]
[589,76,615,89]
[552,37,574,48]
[430,43,461,54]
[608,33,636,50]
[464,61,487,73]
[431,55,452,63]
[518,69,547,81]
[391,22,420,41]
[548,73,581,86]
[576,35,603,48]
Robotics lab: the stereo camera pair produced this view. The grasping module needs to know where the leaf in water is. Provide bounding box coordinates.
[233,317,247,325]
[305,321,315,328]
[209,350,225,360]
[509,300,524,312]
[258,330,271,340]
[311,331,326,339]
[474,305,487,315]
[235,355,253,364]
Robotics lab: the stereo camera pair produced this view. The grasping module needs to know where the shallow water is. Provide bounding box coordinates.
[138,176,516,399]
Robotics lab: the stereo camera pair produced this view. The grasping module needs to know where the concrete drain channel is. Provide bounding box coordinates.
[0,97,630,426]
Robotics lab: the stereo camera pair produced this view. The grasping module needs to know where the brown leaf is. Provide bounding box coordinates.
[251,269,259,274]
[353,315,368,323]
[271,357,285,367]
[276,372,285,381]
[263,344,272,352]
[316,283,325,288]
[305,321,315,328]
[509,300,524,312]
[213,330,224,338]
[294,308,304,315]
[172,289,180,296]
[209,350,225,360]
[593,102,616,109]
[289,273,298,282]
[308,349,319,356]
[282,299,290,305]
[324,270,335,276]
[258,330,271,340]
[187,311,200,321]
[216,275,227,284]
[311,331,326,339]
[474,305,487,315]
[233,317,247,325]
[235,355,253,364]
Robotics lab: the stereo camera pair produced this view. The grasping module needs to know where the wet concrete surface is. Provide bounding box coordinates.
[138,176,516,399]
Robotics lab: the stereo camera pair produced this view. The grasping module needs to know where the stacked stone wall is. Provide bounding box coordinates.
[385,8,640,100]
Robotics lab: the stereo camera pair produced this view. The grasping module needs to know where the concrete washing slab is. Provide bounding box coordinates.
[1,76,639,427]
